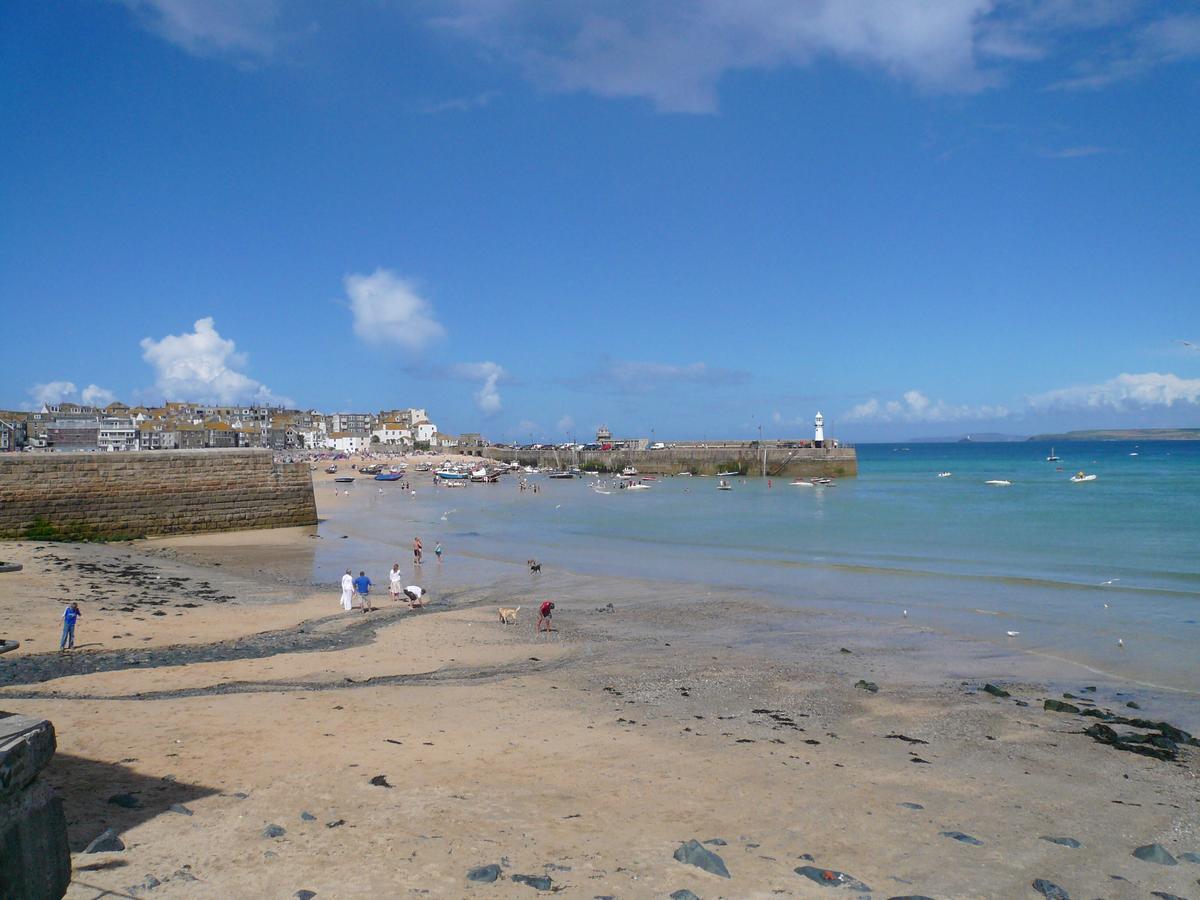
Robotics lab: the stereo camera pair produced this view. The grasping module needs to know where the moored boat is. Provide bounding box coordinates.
[1070,471,1097,483]
[334,476,355,483]
[374,472,402,481]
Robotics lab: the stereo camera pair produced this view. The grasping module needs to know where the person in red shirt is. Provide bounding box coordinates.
[536,600,555,634]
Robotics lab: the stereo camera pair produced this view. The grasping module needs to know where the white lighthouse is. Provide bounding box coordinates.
[814,411,824,448]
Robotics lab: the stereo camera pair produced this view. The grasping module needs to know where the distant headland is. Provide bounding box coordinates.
[1026,428,1200,442]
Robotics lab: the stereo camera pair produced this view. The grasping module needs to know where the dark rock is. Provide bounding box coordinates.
[839,647,852,654]
[674,839,731,878]
[854,680,879,693]
[107,792,141,809]
[1081,686,1096,692]
[887,896,935,900]
[466,864,501,883]
[130,874,161,893]
[1085,724,1177,761]
[300,811,316,821]
[1044,699,1081,714]
[703,838,727,846]
[798,853,814,861]
[1150,894,1186,900]
[886,733,929,745]
[1133,843,1177,865]
[983,684,1010,698]
[263,824,286,838]
[670,891,700,900]
[326,819,345,828]
[369,775,392,788]
[940,831,983,846]
[168,803,193,816]
[511,873,553,890]
[84,828,125,853]
[1040,836,1081,848]
[1014,699,1030,707]
[898,802,924,810]
[1032,878,1069,899]
[1126,701,1141,709]
[295,893,317,900]
[794,865,871,891]
[1177,851,1200,863]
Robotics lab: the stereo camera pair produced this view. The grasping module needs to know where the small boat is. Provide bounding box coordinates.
[1129,452,1139,457]
[676,471,693,477]
[789,480,813,487]
[1070,471,1097,483]
[325,465,338,474]
[717,479,733,491]
[620,466,639,477]
[436,470,470,480]
[937,472,953,478]
[359,464,383,475]
[546,471,574,479]
[374,472,403,481]
[627,483,650,491]
[715,470,739,477]
[334,476,355,483]
[985,479,1012,486]
[812,477,833,485]
[1046,447,1060,462]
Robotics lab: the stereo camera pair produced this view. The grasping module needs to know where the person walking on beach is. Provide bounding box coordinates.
[354,570,374,612]
[536,600,555,635]
[434,541,443,562]
[413,536,423,565]
[340,569,355,611]
[59,602,81,650]
[389,563,403,601]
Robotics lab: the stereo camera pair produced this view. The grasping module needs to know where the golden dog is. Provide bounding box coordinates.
[498,606,521,625]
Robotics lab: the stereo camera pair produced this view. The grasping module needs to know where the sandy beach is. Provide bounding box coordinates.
[2,483,1198,899]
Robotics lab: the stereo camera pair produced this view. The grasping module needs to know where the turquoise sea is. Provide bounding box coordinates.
[315,441,1200,699]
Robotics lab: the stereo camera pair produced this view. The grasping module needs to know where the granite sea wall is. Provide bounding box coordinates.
[0,450,317,539]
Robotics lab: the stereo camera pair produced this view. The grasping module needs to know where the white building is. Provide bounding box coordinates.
[414,422,437,445]
[98,417,138,452]
[371,423,412,446]
[814,411,824,447]
[327,432,370,454]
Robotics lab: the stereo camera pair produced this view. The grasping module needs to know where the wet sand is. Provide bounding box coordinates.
[1,497,1198,898]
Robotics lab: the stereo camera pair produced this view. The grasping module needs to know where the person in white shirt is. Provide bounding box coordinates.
[340,569,355,611]
[388,563,403,601]
[403,585,427,609]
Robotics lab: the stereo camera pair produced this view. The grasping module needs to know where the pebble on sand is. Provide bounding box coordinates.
[511,873,553,890]
[669,891,700,900]
[1032,878,1070,899]
[940,831,983,846]
[263,824,286,838]
[793,865,871,891]
[295,891,317,900]
[1132,843,1177,865]
[84,828,125,853]
[1039,836,1081,848]
[168,803,193,816]
[674,839,731,878]
[854,680,879,693]
[466,864,501,883]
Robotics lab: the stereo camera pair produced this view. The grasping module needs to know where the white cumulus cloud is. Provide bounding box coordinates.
[450,361,506,415]
[140,317,289,405]
[345,268,447,352]
[1028,372,1200,411]
[845,389,1010,423]
[26,381,118,410]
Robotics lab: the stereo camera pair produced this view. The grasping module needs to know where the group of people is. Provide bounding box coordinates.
[340,565,427,612]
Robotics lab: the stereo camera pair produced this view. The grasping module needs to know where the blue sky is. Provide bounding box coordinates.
[2,1,1199,441]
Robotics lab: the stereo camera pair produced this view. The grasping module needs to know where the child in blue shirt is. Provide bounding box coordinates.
[60,602,81,650]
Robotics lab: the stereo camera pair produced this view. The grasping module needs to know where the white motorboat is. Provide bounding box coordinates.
[1070,472,1097,483]
[715,470,739,477]
[985,479,1012,486]
[717,479,733,491]
[620,466,639,477]
[627,483,650,491]
[789,480,813,487]
[937,472,952,478]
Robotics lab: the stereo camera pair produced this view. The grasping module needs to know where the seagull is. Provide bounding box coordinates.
[1099,578,1119,586]
[1103,603,1111,609]
[1117,638,1124,647]
[555,504,562,509]
[1175,339,1198,350]
[1006,630,1020,637]
[902,609,908,618]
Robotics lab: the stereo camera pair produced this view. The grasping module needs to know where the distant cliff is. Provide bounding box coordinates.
[1026,428,1200,442]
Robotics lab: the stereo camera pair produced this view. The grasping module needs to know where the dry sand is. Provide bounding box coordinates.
[2,487,1198,898]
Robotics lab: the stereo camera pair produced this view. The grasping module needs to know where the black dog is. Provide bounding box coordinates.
[527,559,541,573]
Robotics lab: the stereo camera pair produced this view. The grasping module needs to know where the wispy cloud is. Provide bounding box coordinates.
[1036,144,1114,159]
[587,359,751,391]
[413,90,502,115]
[345,268,446,353]
[449,361,506,415]
[117,0,283,61]
[1047,12,1200,90]
[140,317,290,405]
[1028,371,1200,411]
[845,390,1011,423]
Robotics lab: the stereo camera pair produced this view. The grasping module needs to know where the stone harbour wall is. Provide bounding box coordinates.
[0,449,317,539]
[484,445,858,479]
[0,714,71,900]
